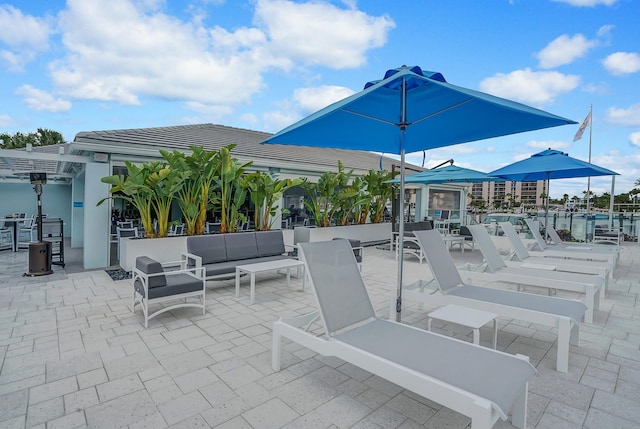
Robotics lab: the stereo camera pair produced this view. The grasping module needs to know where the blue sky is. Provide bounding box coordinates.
[1,0,639,199]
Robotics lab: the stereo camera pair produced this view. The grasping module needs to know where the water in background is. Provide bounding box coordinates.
[533,211,639,242]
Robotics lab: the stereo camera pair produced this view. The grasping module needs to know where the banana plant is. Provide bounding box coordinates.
[362,169,393,223]
[98,160,186,238]
[242,172,303,231]
[99,161,155,236]
[335,175,370,225]
[210,145,252,233]
[161,146,216,235]
[302,161,352,227]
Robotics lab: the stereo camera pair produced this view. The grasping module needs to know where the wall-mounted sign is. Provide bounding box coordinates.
[73,202,83,208]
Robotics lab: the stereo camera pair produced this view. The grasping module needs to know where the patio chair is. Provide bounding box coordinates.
[116,227,139,260]
[16,216,37,249]
[593,224,624,245]
[524,219,618,267]
[466,224,604,324]
[273,239,536,429]
[132,256,206,328]
[409,229,586,373]
[498,222,611,284]
[0,221,15,251]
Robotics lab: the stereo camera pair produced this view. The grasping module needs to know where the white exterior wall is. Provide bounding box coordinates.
[0,182,71,235]
[71,172,85,248]
[83,162,111,269]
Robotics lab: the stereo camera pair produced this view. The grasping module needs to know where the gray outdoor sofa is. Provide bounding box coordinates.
[184,230,294,280]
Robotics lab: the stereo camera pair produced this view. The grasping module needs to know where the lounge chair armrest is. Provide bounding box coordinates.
[160,259,184,271]
[182,252,202,269]
[280,311,321,332]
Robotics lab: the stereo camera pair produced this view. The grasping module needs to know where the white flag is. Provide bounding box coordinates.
[573,111,592,142]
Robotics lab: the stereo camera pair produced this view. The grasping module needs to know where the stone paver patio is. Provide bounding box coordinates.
[1,238,639,428]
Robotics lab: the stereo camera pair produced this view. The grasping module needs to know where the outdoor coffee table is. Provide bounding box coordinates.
[235,258,305,304]
[441,235,466,253]
[427,304,498,348]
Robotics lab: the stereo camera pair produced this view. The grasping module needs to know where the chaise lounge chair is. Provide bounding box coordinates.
[273,239,536,429]
[498,222,611,285]
[466,224,604,324]
[524,219,618,267]
[408,230,586,373]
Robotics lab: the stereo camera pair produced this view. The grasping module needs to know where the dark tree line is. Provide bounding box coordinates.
[0,128,65,149]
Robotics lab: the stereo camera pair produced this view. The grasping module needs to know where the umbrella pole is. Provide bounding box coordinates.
[396,149,405,322]
[545,175,550,242]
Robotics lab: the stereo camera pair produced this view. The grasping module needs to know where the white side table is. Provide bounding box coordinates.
[427,304,498,348]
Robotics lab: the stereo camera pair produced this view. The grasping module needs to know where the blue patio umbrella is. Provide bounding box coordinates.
[489,149,619,238]
[389,164,505,185]
[262,65,576,320]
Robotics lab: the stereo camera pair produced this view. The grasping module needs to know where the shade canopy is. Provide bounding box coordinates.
[262,66,576,320]
[263,66,576,154]
[489,149,618,181]
[389,164,505,185]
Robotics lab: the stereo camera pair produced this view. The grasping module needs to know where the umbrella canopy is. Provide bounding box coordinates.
[262,65,576,320]
[489,149,619,238]
[389,164,505,184]
[488,149,618,181]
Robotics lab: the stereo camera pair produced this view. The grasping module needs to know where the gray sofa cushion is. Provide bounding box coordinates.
[187,235,227,264]
[147,273,203,299]
[255,230,286,257]
[136,256,166,288]
[225,233,258,261]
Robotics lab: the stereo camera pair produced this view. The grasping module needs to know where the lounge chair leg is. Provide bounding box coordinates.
[585,286,595,324]
[511,382,528,429]
[557,318,571,373]
[272,321,282,372]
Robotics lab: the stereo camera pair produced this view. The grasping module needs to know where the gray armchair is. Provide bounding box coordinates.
[132,256,206,328]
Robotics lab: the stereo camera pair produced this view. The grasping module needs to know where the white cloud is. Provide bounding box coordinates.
[527,140,571,150]
[0,5,52,71]
[293,85,355,113]
[606,104,640,127]
[47,0,392,117]
[0,114,15,127]
[597,24,614,38]
[603,52,640,75]
[536,34,596,69]
[254,0,395,69]
[479,68,580,106]
[551,0,619,6]
[629,131,640,148]
[15,85,72,112]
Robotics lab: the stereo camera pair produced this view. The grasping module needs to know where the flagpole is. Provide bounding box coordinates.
[585,104,593,240]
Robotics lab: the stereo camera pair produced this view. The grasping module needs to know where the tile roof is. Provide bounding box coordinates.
[73,123,424,174]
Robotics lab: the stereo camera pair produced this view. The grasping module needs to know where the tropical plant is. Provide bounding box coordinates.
[241,172,303,231]
[302,161,352,227]
[161,146,217,235]
[335,175,369,226]
[362,169,393,223]
[99,160,186,238]
[210,145,252,233]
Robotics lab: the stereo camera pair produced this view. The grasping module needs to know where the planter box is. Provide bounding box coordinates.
[120,235,187,272]
[294,223,392,245]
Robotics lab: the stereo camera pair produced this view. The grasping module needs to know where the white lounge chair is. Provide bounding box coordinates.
[524,219,618,267]
[548,224,622,247]
[409,230,586,373]
[272,239,536,429]
[467,224,604,324]
[499,221,611,285]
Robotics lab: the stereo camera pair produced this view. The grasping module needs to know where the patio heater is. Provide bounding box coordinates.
[25,172,53,276]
